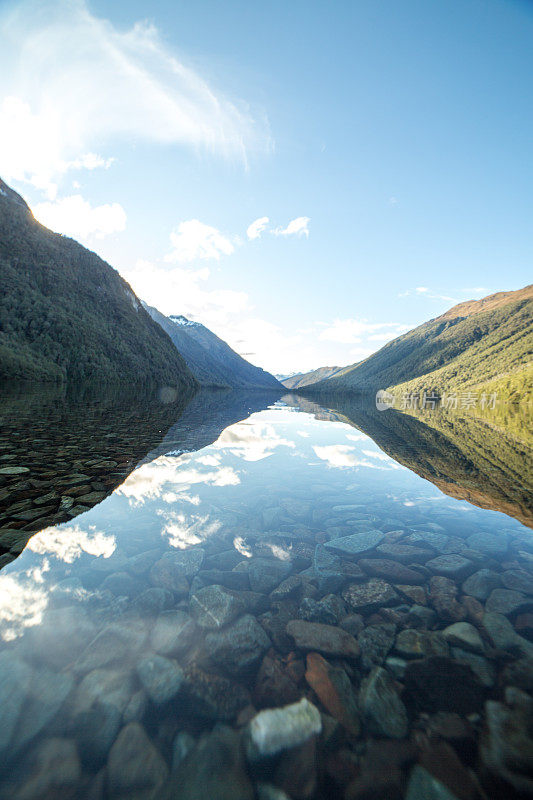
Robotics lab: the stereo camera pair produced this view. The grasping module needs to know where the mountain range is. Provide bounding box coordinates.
[285,286,533,403]
[0,177,281,392]
[143,303,281,390]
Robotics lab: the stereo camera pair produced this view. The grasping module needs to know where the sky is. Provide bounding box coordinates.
[0,0,532,375]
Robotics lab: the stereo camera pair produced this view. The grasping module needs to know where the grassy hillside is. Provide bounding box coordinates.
[305,286,533,402]
[0,178,198,389]
[144,303,282,390]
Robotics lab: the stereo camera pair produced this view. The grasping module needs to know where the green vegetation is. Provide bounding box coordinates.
[303,286,533,408]
[0,178,198,388]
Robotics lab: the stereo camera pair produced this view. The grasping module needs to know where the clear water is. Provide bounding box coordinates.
[0,388,531,799]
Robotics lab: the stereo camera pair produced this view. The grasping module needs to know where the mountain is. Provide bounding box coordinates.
[285,392,533,528]
[0,177,197,389]
[301,286,533,401]
[282,366,344,389]
[143,303,283,390]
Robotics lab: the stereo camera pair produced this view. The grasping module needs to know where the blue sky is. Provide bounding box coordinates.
[1,0,531,373]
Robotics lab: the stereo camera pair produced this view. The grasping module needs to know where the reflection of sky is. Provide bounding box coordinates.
[0,400,528,641]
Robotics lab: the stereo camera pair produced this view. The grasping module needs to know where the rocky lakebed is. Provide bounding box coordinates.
[0,394,531,800]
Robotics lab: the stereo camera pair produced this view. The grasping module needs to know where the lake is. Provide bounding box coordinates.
[0,387,531,799]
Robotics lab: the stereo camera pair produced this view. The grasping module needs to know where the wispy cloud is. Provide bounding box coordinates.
[165,220,237,263]
[273,216,310,237]
[0,0,268,195]
[318,319,410,344]
[398,286,489,303]
[33,194,126,241]
[247,216,269,240]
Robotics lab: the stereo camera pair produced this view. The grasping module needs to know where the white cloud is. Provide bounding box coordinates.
[247,216,269,240]
[319,319,410,344]
[28,525,116,563]
[214,420,295,461]
[0,0,267,193]
[165,220,236,263]
[313,444,358,468]
[33,194,126,241]
[273,216,310,237]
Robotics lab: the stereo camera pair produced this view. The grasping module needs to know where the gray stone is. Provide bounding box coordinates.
[324,530,386,557]
[480,688,533,795]
[358,624,396,671]
[245,698,322,760]
[248,558,292,593]
[313,544,363,592]
[385,656,408,679]
[358,666,408,738]
[286,619,359,659]
[131,587,174,616]
[425,554,475,580]
[406,764,460,799]
[205,614,271,676]
[342,578,399,612]
[462,569,501,601]
[150,547,204,589]
[136,655,184,704]
[123,689,148,723]
[74,621,146,674]
[12,738,81,799]
[0,653,32,754]
[168,726,254,800]
[442,622,484,654]
[100,571,139,598]
[450,648,495,687]
[27,606,97,668]
[190,585,245,630]
[466,532,509,557]
[13,667,74,751]
[180,664,251,721]
[151,609,197,656]
[482,612,533,657]
[486,588,533,616]
[107,722,168,797]
[72,668,135,716]
[395,629,449,659]
[171,732,195,772]
[406,605,438,629]
[502,568,533,594]
[0,465,29,475]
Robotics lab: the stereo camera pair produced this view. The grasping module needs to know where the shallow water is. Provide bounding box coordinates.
[0,388,531,799]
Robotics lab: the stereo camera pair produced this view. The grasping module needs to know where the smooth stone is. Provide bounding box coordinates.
[181,664,251,721]
[100,571,138,598]
[466,532,508,557]
[462,569,501,601]
[254,652,301,708]
[205,614,271,677]
[0,466,30,475]
[442,622,484,654]
[13,668,74,751]
[342,579,399,612]
[406,605,437,629]
[481,612,533,657]
[171,731,195,772]
[257,783,292,800]
[150,609,197,656]
[486,588,533,616]
[107,722,168,797]
[150,548,204,591]
[136,655,184,704]
[286,619,359,659]
[168,726,254,800]
[450,648,495,688]
[305,652,360,735]
[386,656,408,680]
[397,585,427,605]
[359,558,425,584]
[479,688,533,795]
[11,738,81,799]
[123,689,148,723]
[376,542,434,564]
[74,621,146,674]
[500,657,533,693]
[502,568,533,595]
[248,558,292,593]
[425,555,475,580]
[358,624,396,671]
[428,577,465,623]
[0,653,32,754]
[358,666,408,738]
[190,585,245,630]
[130,587,174,616]
[313,544,363,593]
[405,764,460,800]
[72,668,135,715]
[404,657,485,714]
[324,530,386,557]
[245,698,322,760]
[395,629,449,659]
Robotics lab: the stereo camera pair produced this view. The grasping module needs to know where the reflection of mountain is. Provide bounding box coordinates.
[0,383,194,566]
[141,388,284,462]
[284,392,533,528]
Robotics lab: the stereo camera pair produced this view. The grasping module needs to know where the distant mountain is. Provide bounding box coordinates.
[0,178,197,390]
[301,286,533,401]
[282,366,344,389]
[143,303,283,390]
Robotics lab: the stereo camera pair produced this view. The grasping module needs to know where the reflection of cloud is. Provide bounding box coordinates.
[0,562,50,641]
[215,421,295,461]
[313,444,400,470]
[297,430,310,438]
[362,449,401,467]
[117,454,240,505]
[346,433,367,442]
[159,511,222,548]
[28,524,116,562]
